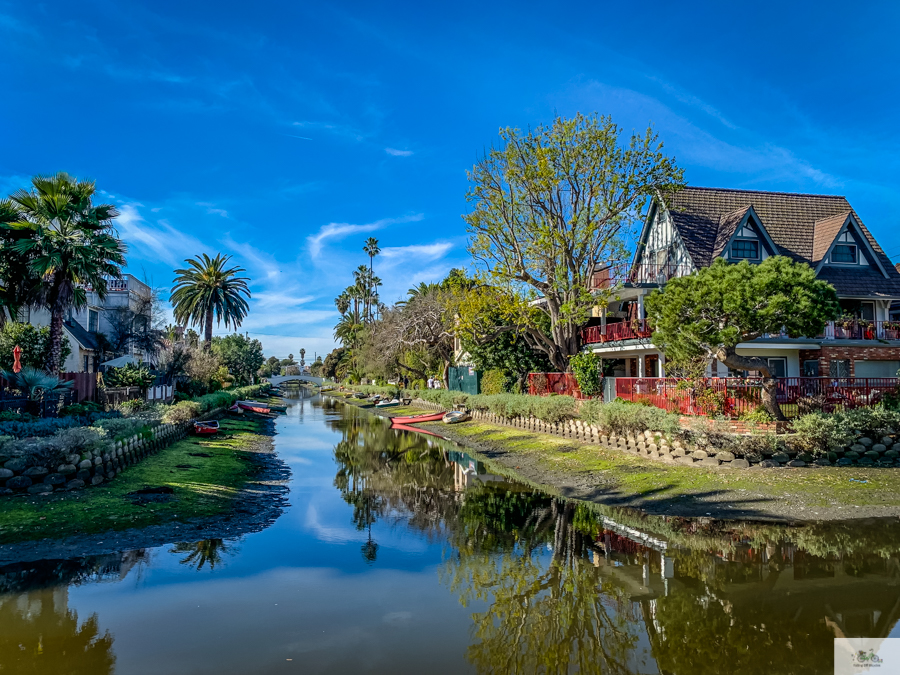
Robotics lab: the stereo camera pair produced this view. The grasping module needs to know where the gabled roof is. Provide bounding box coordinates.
[63,320,99,351]
[710,206,751,261]
[812,211,851,263]
[661,187,900,298]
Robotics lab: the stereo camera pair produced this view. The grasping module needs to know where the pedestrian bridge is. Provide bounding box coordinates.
[266,374,325,386]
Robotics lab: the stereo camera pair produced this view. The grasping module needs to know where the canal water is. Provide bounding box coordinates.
[3,395,900,674]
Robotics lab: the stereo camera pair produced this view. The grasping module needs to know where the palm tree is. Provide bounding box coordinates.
[363,237,380,321]
[4,173,127,374]
[171,253,251,347]
[335,292,350,317]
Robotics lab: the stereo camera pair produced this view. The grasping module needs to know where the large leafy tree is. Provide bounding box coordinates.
[645,257,840,420]
[171,253,251,347]
[0,199,41,326]
[3,173,127,374]
[211,332,265,385]
[0,321,70,372]
[464,113,683,371]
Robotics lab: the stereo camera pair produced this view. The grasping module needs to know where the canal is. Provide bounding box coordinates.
[3,395,900,674]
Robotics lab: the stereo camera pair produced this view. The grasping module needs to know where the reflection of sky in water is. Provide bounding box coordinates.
[63,398,480,674]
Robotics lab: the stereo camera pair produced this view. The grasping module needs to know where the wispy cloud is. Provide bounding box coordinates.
[379,242,452,260]
[307,213,424,258]
[116,203,204,267]
[292,120,366,142]
[197,202,229,218]
[385,147,413,157]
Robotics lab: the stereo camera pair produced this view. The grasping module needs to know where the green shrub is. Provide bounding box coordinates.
[163,401,201,424]
[569,352,603,398]
[480,369,506,396]
[59,402,104,417]
[738,406,775,424]
[116,399,145,416]
[53,427,113,455]
[581,399,680,436]
[92,417,148,440]
[791,412,856,453]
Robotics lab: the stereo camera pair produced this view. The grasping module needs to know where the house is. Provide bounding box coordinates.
[20,274,155,373]
[584,187,900,379]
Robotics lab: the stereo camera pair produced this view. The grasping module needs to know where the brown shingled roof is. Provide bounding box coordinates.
[710,205,751,262]
[661,187,900,298]
[812,211,850,263]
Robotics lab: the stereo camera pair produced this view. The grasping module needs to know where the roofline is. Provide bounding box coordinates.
[678,186,847,200]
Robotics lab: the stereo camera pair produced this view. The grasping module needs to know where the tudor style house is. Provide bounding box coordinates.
[583,187,900,380]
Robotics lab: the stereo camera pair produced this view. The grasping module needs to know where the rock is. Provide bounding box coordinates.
[850,444,866,454]
[886,450,900,459]
[837,457,854,466]
[759,459,780,468]
[845,451,861,460]
[745,452,763,463]
[873,444,887,454]
[43,473,66,485]
[27,484,53,494]
[677,456,695,465]
[771,452,790,463]
[0,488,13,496]
[5,475,31,489]
[798,453,813,463]
[700,457,720,467]
[865,450,881,460]
[786,460,806,468]
[91,475,104,485]
[23,466,49,478]
[4,458,27,473]
[672,448,686,458]
[78,459,93,470]
[716,451,735,462]
[0,468,13,480]
[65,479,85,490]
[57,464,77,475]
[813,458,832,466]
[729,459,751,469]
[883,436,894,447]
[691,450,709,460]
[76,469,92,481]
[859,457,875,466]
[859,437,874,447]
[66,453,80,464]
[93,457,102,466]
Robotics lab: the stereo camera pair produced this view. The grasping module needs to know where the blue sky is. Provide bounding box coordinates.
[3,0,900,358]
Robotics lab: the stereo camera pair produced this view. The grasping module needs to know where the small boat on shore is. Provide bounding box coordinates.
[237,401,271,414]
[442,410,470,424]
[390,411,445,425]
[376,399,401,408]
[193,420,220,434]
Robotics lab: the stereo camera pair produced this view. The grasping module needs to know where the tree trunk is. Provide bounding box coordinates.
[46,304,65,375]
[442,360,451,391]
[204,310,214,348]
[714,346,785,421]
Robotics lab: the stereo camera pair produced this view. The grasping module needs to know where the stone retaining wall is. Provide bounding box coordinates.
[0,408,225,497]
[410,399,898,470]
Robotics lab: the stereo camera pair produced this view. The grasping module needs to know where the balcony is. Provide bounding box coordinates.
[826,320,900,341]
[581,319,653,345]
[590,262,693,291]
[81,275,150,296]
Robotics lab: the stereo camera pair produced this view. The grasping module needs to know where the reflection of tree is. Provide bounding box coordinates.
[170,539,233,570]
[444,496,643,674]
[0,588,115,674]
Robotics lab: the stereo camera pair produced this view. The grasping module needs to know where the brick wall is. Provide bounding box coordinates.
[799,346,900,377]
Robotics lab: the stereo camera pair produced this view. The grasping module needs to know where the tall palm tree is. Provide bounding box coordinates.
[363,237,380,321]
[335,292,350,317]
[171,253,251,347]
[4,173,126,374]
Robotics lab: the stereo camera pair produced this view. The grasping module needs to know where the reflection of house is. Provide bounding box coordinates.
[21,274,154,372]
[585,188,900,379]
[448,450,507,491]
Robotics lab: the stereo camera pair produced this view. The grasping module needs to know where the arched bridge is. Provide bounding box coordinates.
[266,374,325,386]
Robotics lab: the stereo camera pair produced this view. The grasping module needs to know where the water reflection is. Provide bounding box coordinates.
[170,539,234,570]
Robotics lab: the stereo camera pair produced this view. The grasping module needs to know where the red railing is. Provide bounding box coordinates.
[581,319,653,345]
[615,377,900,418]
[590,263,693,291]
[528,373,584,399]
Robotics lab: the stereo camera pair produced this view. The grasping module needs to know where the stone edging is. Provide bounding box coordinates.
[0,407,227,497]
[409,399,893,470]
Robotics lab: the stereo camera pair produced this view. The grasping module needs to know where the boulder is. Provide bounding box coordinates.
[91,475,104,485]
[78,459,93,470]
[813,458,832,466]
[65,479,86,490]
[729,459,751,469]
[43,473,66,486]
[6,475,32,489]
[886,450,900,459]
[745,452,763,463]
[850,444,866,454]
[23,466,49,478]
[4,458,27,473]
[716,451,735,462]
[864,450,881,460]
[873,444,887,454]
[27,484,53,494]
[677,456,695,465]
[759,459,780,468]
[859,437,874,447]
[691,450,709,460]
[76,469,92,481]
[882,436,894,447]
[858,457,875,466]
[57,464,77,476]
[786,460,806,468]
[845,451,861,460]
[700,457,720,467]
[771,452,790,463]
[66,453,80,464]
[798,453,814,463]
[0,488,13,496]
[0,468,13,480]
[837,457,854,466]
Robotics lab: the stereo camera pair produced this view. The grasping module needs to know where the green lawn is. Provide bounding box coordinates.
[0,417,271,544]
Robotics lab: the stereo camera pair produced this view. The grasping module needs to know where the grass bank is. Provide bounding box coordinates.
[0,416,275,545]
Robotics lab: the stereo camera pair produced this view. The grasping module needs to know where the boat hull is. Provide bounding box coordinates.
[390,412,445,424]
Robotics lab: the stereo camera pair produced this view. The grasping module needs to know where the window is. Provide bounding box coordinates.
[803,360,820,377]
[839,299,875,321]
[831,244,857,263]
[830,359,851,378]
[767,358,787,378]
[88,309,99,333]
[732,240,759,259]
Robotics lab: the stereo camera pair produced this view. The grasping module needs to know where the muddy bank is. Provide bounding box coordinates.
[0,417,290,566]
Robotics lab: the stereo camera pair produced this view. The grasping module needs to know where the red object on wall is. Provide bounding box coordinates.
[12,346,21,373]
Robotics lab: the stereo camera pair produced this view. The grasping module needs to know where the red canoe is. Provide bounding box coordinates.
[390,412,445,425]
[193,420,220,434]
[238,401,271,414]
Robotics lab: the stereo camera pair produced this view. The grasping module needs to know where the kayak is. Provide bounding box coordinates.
[390,411,445,425]
[193,420,220,434]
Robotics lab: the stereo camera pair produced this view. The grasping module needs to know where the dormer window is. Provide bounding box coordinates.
[832,244,857,264]
[732,240,759,259]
